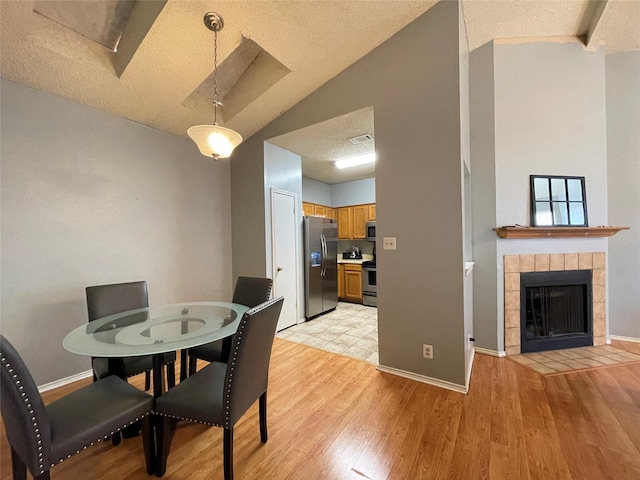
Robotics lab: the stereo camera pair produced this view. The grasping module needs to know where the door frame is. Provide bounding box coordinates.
[270,188,300,326]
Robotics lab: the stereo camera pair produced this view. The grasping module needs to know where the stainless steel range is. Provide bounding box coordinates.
[362,260,377,307]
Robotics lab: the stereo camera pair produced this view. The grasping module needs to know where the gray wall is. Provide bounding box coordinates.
[232,1,468,386]
[606,51,640,339]
[471,41,610,352]
[469,41,498,350]
[459,0,474,376]
[1,79,233,385]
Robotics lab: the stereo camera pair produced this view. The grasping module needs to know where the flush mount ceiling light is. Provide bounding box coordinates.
[334,152,376,169]
[187,12,243,160]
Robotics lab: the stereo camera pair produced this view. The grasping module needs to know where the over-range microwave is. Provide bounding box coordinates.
[366,221,376,242]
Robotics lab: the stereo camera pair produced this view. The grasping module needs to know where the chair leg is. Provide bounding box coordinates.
[144,370,151,391]
[34,472,51,480]
[224,428,234,480]
[180,349,188,381]
[155,417,175,477]
[11,446,27,480]
[166,362,176,389]
[141,415,155,475]
[188,355,197,376]
[111,431,122,445]
[259,392,268,443]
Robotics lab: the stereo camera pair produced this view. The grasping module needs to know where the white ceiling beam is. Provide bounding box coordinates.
[581,0,611,50]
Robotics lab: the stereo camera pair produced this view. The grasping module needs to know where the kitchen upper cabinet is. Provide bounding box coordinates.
[336,203,375,240]
[314,205,326,217]
[368,204,376,221]
[344,265,363,303]
[302,202,314,216]
[326,207,335,219]
[337,207,353,239]
[352,205,368,239]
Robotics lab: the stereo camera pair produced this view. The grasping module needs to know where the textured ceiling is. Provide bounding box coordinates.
[1,0,638,184]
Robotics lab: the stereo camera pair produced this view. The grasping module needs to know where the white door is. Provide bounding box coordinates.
[271,189,299,331]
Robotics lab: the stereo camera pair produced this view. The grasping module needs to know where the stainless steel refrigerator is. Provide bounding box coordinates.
[304,216,338,319]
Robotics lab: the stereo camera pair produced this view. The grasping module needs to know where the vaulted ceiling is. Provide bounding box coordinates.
[1,1,638,184]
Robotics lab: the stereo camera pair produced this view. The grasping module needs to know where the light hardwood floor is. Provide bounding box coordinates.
[2,339,639,480]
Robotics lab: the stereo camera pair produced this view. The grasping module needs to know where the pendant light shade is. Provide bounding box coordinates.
[187,124,243,159]
[189,12,243,160]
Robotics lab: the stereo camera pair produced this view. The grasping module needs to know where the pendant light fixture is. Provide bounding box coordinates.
[187,12,243,159]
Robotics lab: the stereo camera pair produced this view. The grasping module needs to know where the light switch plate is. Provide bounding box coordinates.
[383,237,396,250]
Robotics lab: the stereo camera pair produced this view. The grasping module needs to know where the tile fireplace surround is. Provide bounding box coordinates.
[504,252,606,356]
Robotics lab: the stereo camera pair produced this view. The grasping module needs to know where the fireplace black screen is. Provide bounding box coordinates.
[520,270,593,353]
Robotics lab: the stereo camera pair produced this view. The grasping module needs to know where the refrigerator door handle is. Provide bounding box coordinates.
[320,234,327,276]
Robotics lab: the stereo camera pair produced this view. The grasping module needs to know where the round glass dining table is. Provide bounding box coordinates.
[63,302,250,397]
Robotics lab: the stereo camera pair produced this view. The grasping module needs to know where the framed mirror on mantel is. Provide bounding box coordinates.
[530,175,588,227]
[493,174,629,238]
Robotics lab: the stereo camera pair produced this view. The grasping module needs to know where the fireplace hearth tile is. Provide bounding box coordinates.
[558,358,590,369]
[575,357,607,368]
[554,349,584,359]
[588,355,620,365]
[505,346,520,355]
[542,361,575,372]
[510,344,640,375]
[528,363,558,374]
[509,355,536,365]
[607,352,640,362]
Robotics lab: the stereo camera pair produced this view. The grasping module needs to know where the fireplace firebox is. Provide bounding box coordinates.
[520,270,593,353]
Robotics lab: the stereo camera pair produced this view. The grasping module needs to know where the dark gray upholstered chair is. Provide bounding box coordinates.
[187,276,272,376]
[86,281,176,391]
[155,296,284,480]
[0,335,155,480]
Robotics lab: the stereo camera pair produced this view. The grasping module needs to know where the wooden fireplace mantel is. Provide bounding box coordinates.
[493,226,629,239]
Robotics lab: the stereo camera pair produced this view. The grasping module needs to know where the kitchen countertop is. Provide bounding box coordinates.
[337,254,374,265]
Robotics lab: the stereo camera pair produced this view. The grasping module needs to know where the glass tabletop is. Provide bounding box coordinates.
[63,302,250,357]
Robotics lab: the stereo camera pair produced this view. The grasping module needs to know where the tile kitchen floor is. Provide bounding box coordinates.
[277,302,378,364]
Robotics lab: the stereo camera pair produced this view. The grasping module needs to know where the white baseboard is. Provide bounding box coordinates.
[465,348,475,390]
[474,347,506,357]
[38,369,93,393]
[609,335,640,344]
[376,364,468,394]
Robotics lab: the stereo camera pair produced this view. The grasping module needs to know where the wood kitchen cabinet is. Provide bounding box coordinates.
[368,204,376,221]
[337,207,353,239]
[344,264,363,303]
[303,201,334,218]
[337,203,375,240]
[302,202,314,216]
[352,205,368,239]
[337,264,345,299]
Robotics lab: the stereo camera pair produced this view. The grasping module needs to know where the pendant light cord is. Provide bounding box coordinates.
[213,28,219,125]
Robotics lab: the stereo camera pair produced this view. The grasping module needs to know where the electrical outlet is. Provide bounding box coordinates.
[383,237,396,250]
[423,344,433,359]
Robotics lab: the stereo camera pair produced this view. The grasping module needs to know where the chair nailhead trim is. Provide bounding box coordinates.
[50,413,150,466]
[1,355,47,474]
